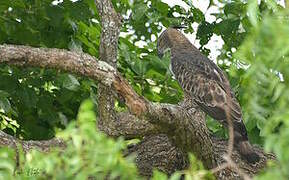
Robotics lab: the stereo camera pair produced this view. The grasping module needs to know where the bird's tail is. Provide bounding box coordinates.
[229,113,260,163]
[237,140,260,163]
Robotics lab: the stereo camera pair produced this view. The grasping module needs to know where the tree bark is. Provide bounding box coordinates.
[95,0,122,138]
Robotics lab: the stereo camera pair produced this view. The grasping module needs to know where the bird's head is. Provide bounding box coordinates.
[157,27,192,58]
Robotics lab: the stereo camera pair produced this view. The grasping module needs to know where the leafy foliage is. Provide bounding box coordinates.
[0,0,288,179]
[0,100,212,179]
[0,100,139,179]
[234,8,289,178]
[0,0,100,139]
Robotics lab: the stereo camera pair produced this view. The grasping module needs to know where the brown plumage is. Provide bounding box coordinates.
[157,28,260,163]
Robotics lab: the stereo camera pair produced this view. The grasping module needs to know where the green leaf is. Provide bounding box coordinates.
[152,170,168,180]
[58,74,80,91]
[155,1,169,15]
[247,0,258,26]
[191,7,205,23]
[224,2,245,16]
[132,4,148,21]
[0,96,11,113]
[197,22,214,46]
[0,147,15,179]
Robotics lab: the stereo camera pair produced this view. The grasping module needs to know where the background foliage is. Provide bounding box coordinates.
[0,0,288,179]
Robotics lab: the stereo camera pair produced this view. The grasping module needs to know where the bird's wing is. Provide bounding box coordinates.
[192,74,242,121]
[171,53,247,138]
[159,29,260,163]
[171,48,230,93]
[191,74,248,139]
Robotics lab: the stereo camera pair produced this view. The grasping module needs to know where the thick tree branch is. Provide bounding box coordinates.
[144,103,217,168]
[0,45,116,85]
[0,131,65,153]
[94,0,123,136]
[102,112,162,139]
[0,44,216,167]
[0,44,159,139]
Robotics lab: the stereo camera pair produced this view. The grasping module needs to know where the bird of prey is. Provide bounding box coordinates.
[157,28,260,163]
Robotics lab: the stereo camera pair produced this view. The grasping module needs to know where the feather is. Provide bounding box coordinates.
[157,28,260,163]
